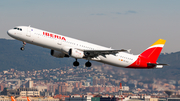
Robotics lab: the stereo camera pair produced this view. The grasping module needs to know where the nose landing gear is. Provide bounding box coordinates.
[20,41,26,51]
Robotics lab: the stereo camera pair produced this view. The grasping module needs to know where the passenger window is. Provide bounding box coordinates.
[14,27,17,29]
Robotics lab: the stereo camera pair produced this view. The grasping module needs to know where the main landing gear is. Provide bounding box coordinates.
[73,59,79,67]
[20,41,26,51]
[85,61,91,67]
[73,59,92,67]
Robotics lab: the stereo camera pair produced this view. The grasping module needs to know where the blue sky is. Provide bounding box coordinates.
[1,0,180,54]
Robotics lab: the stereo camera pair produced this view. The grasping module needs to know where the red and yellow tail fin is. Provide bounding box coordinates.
[140,39,166,63]
[27,97,31,101]
[11,96,16,101]
[150,39,166,47]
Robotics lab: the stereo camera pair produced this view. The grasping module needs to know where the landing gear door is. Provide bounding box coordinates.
[26,27,31,37]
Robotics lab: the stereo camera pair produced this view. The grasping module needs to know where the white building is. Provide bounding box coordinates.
[20,90,40,96]
[65,95,92,101]
[122,86,129,91]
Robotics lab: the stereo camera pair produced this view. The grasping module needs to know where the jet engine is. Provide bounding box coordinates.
[69,48,84,58]
[50,50,69,58]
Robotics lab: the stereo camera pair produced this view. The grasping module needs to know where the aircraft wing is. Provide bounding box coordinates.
[83,49,129,58]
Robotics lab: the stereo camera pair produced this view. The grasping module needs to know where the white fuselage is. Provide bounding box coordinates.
[7,26,139,68]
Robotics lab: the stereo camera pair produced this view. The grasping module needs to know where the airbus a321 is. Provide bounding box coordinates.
[7,26,167,69]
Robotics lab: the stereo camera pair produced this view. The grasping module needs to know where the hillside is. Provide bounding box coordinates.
[0,39,180,80]
[0,39,74,71]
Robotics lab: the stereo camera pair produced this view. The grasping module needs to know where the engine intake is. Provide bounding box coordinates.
[69,48,84,58]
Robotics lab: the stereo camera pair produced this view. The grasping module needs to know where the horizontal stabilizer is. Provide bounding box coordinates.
[147,63,169,69]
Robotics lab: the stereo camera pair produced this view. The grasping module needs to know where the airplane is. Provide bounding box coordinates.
[11,96,16,101]
[7,26,167,69]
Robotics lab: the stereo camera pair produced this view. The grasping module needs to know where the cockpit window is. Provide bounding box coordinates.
[14,27,22,31]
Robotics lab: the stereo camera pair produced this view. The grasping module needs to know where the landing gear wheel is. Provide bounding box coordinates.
[20,41,26,51]
[73,61,79,67]
[85,61,91,67]
[20,47,25,51]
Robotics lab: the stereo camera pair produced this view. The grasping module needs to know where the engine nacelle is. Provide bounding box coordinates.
[50,50,69,58]
[69,48,84,58]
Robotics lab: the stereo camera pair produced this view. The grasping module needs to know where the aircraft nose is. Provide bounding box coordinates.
[7,29,13,36]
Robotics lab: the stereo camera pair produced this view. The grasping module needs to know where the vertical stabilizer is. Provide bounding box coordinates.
[140,39,166,63]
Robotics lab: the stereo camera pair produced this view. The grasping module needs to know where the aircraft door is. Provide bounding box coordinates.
[26,27,31,37]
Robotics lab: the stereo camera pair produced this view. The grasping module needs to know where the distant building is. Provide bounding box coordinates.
[0,87,39,96]
[85,82,90,87]
[61,85,67,94]
[93,76,98,85]
[100,76,105,85]
[59,85,72,94]
[18,88,40,96]
[86,77,93,86]
[79,82,82,88]
[122,86,129,91]
[20,90,39,96]
[48,84,56,93]
[65,95,92,101]
[25,80,34,88]
[25,78,32,81]
[16,96,59,101]
[35,85,47,92]
[0,84,4,91]
[75,82,79,88]
[167,98,180,101]
[0,97,10,101]
[1,88,19,96]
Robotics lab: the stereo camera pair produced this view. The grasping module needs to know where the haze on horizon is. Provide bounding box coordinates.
[1,0,180,54]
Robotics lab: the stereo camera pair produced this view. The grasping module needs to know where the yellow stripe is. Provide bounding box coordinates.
[150,39,166,47]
